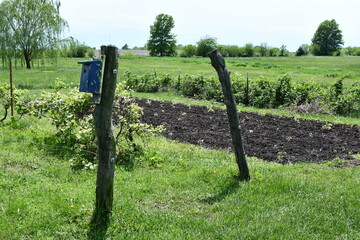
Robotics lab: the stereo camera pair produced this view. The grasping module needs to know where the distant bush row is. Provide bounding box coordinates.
[124,72,360,117]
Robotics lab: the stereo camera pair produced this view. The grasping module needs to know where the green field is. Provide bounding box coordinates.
[0,56,359,239]
[119,56,360,87]
[1,56,360,89]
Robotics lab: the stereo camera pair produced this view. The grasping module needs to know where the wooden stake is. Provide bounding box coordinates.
[93,45,118,219]
[9,57,14,116]
[208,49,250,181]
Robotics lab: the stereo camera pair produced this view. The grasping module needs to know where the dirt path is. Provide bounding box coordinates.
[134,98,360,165]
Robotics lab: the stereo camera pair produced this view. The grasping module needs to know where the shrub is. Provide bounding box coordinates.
[329,80,360,117]
[123,71,359,117]
[24,81,163,169]
[0,83,30,122]
[124,71,173,93]
[274,75,296,107]
[251,78,275,108]
[178,74,205,98]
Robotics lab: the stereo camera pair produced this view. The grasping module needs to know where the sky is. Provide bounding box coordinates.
[59,0,360,52]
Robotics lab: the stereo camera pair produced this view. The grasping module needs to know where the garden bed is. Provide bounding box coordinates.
[135,98,360,166]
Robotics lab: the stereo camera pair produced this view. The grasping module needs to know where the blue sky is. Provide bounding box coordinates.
[59,0,360,51]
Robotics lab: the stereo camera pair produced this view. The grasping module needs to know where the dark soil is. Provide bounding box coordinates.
[134,98,360,165]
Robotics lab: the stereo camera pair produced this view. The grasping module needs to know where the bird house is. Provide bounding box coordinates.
[78,60,102,94]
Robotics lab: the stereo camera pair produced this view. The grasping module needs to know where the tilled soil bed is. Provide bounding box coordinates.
[134,98,360,165]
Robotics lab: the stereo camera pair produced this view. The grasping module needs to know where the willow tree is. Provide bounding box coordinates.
[0,0,67,69]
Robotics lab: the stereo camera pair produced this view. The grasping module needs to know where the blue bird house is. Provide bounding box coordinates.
[78,60,102,94]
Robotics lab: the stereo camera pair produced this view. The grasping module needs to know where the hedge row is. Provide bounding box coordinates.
[124,71,360,117]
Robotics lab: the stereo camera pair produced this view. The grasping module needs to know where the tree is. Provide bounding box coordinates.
[196,36,217,57]
[311,19,344,56]
[147,14,177,56]
[267,47,280,57]
[219,45,242,57]
[279,45,288,56]
[257,43,269,57]
[121,43,129,50]
[243,43,255,57]
[296,44,310,56]
[180,44,196,57]
[61,37,89,58]
[0,0,67,69]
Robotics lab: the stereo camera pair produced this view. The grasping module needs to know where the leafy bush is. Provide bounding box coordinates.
[274,75,296,107]
[60,37,91,58]
[123,71,359,117]
[124,71,172,92]
[0,83,30,122]
[22,81,163,169]
[329,79,360,117]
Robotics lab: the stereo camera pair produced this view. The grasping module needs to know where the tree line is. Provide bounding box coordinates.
[146,14,355,58]
[0,1,359,70]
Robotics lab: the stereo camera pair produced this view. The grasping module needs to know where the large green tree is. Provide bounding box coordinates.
[0,0,67,69]
[196,36,217,57]
[311,19,344,56]
[147,14,177,56]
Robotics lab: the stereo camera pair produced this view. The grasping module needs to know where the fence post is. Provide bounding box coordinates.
[244,72,250,106]
[208,49,250,181]
[9,57,14,116]
[92,45,118,222]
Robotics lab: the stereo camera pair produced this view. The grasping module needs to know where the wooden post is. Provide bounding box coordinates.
[92,45,118,219]
[208,49,250,181]
[9,57,14,116]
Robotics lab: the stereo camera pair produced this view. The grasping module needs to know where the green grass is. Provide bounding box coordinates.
[118,56,360,87]
[0,58,87,89]
[1,56,360,89]
[0,116,359,239]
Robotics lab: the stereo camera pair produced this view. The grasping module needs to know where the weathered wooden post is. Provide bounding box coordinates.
[93,45,118,220]
[208,49,250,181]
[9,57,14,116]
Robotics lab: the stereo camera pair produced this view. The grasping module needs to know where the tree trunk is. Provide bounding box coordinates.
[92,45,118,221]
[208,49,250,181]
[23,50,31,69]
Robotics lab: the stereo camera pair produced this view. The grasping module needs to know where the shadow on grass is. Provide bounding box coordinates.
[201,176,242,205]
[87,210,111,240]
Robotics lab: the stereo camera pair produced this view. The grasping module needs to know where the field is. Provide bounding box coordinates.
[0,56,359,239]
[1,55,360,89]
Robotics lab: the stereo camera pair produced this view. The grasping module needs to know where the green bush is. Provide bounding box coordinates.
[125,72,173,93]
[329,79,360,117]
[21,81,163,169]
[178,74,205,98]
[274,75,296,107]
[0,83,30,122]
[250,78,275,108]
[123,71,359,117]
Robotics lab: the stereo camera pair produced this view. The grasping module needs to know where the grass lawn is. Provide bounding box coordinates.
[0,116,359,239]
